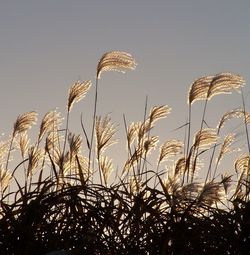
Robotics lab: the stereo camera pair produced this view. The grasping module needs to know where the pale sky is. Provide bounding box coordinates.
[1,1,250,175]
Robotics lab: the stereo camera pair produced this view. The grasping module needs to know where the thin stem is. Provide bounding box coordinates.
[62,110,70,156]
[97,153,103,186]
[191,98,208,183]
[5,134,15,203]
[185,105,192,158]
[200,98,208,132]
[123,114,136,181]
[184,105,192,184]
[207,129,220,183]
[209,145,218,182]
[88,77,99,172]
[140,95,148,178]
[241,88,250,201]
[81,113,90,151]
[241,88,250,154]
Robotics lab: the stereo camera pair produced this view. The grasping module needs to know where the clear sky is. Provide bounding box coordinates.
[1,1,250,173]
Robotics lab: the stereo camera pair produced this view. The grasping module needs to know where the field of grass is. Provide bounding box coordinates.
[0,51,250,254]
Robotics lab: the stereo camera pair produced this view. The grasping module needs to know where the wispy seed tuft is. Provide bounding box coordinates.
[97,51,136,79]
[13,111,38,136]
[67,80,91,112]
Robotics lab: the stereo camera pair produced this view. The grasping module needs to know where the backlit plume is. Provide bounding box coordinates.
[188,72,245,105]
[97,51,136,79]
[13,111,38,136]
[188,75,213,105]
[67,80,92,112]
[207,72,245,99]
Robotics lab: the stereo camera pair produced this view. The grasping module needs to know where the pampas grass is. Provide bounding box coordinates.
[96,51,136,79]
[13,111,38,136]
[0,51,250,254]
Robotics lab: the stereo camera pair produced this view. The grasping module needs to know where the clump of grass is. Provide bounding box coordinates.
[0,51,250,254]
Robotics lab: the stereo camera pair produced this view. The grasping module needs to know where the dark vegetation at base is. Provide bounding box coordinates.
[0,182,250,254]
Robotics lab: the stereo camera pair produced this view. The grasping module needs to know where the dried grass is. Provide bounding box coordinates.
[97,51,136,79]
[13,111,38,136]
[67,80,91,112]
[0,52,249,254]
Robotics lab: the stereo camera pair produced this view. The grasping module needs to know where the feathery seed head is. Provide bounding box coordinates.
[97,51,136,79]
[126,121,141,147]
[75,155,91,180]
[136,106,170,141]
[197,182,223,207]
[245,112,250,124]
[216,133,235,166]
[207,72,245,99]
[18,132,30,158]
[99,155,113,186]
[67,80,92,112]
[0,141,9,164]
[188,72,245,105]
[193,128,218,149]
[143,136,159,153]
[188,75,213,105]
[217,108,244,132]
[148,105,171,125]
[45,131,62,153]
[164,176,181,197]
[234,154,250,174]
[56,151,71,176]
[138,121,152,141]
[158,139,183,164]
[68,133,82,158]
[13,111,38,136]
[129,176,141,194]
[27,146,43,177]
[39,110,62,141]
[95,115,118,156]
[123,147,144,173]
[174,157,187,176]
[0,167,12,192]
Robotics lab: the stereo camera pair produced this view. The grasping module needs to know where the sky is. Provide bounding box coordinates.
[1,0,250,176]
